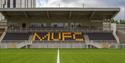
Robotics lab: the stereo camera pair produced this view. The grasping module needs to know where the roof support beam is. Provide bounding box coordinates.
[46,11,50,19]
[68,11,72,19]
[2,11,9,18]
[89,11,95,19]
[112,11,118,18]
[23,12,29,18]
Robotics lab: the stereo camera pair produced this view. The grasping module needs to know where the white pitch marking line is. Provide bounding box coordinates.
[57,48,60,63]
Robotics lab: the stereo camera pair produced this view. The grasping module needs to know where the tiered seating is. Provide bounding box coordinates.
[86,32,115,40]
[3,33,31,40]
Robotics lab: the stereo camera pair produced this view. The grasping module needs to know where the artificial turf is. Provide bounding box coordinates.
[60,49,125,63]
[0,49,57,63]
[0,49,125,63]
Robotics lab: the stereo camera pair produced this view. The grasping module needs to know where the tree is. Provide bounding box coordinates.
[120,20,125,24]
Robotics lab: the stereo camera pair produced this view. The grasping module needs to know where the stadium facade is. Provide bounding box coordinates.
[0,0,125,48]
[0,0,36,8]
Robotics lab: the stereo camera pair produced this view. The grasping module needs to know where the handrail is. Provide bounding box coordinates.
[7,28,112,33]
[16,40,29,48]
[0,30,6,43]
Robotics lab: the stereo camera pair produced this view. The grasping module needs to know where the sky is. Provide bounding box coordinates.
[36,0,125,20]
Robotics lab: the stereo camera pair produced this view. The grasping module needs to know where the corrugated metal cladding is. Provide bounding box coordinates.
[0,0,36,8]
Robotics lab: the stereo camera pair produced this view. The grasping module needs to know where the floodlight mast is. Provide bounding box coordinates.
[83,3,84,8]
[59,0,61,8]
[82,0,85,8]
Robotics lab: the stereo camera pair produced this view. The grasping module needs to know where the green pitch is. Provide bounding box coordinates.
[0,49,125,63]
[60,49,125,63]
[0,49,57,63]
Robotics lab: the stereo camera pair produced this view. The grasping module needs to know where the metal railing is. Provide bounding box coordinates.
[88,40,117,48]
[0,40,29,48]
[0,40,125,48]
[116,24,125,31]
[90,40,117,44]
[7,28,111,33]
[31,41,85,48]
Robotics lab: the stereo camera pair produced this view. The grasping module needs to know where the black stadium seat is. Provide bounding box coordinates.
[86,32,115,40]
[3,33,31,40]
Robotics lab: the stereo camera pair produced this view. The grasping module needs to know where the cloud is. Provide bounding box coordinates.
[36,0,48,7]
[114,6,125,20]
[36,0,125,20]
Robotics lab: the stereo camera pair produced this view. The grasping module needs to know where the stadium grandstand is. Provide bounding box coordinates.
[0,0,125,48]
